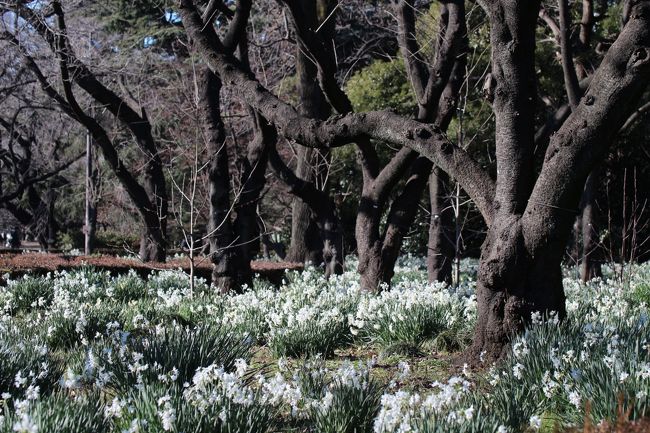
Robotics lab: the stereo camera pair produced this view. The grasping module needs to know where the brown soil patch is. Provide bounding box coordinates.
[0,253,303,285]
[567,417,650,433]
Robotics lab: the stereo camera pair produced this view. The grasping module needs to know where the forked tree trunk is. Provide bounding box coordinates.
[355,148,416,291]
[428,168,454,284]
[380,157,433,285]
[360,0,466,290]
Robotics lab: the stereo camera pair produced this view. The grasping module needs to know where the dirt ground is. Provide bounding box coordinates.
[0,252,303,284]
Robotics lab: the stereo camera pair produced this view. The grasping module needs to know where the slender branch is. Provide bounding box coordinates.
[202,0,234,23]
[223,0,252,52]
[620,100,650,132]
[394,0,428,100]
[539,7,561,40]
[558,0,581,108]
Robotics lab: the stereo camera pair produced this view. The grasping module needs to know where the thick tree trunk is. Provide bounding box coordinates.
[468,217,567,363]
[428,168,454,284]
[358,239,384,291]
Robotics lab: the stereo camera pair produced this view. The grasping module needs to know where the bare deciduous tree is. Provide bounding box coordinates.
[1,0,169,261]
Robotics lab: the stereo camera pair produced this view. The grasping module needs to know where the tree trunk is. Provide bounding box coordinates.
[381,157,433,285]
[468,217,567,363]
[579,170,602,281]
[428,168,454,284]
[84,132,98,255]
[45,185,57,250]
[356,149,416,291]
[139,228,166,262]
[286,0,332,266]
[358,239,384,291]
[233,112,269,265]
[287,173,323,264]
[200,68,249,292]
[321,215,343,277]
[267,132,343,275]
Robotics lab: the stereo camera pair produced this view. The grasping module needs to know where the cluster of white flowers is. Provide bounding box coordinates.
[348,281,476,339]
[0,261,649,432]
[374,374,473,433]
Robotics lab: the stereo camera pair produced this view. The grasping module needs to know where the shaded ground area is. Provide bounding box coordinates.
[568,417,650,433]
[0,252,303,285]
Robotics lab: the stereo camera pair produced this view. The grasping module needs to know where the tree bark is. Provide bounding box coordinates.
[286,147,325,265]
[286,0,333,267]
[470,217,566,362]
[201,68,249,292]
[380,157,433,284]
[471,0,650,363]
[84,131,98,255]
[232,111,269,267]
[356,148,417,290]
[579,171,602,281]
[428,168,454,283]
[268,135,344,277]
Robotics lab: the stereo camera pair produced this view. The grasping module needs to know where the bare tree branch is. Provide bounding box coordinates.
[558,0,581,108]
[178,0,496,224]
